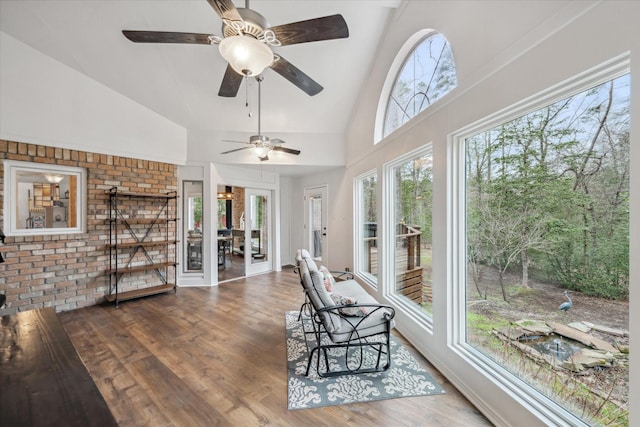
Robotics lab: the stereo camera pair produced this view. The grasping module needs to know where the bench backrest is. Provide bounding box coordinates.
[297,250,341,333]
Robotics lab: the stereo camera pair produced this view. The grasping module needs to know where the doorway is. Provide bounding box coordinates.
[304,185,328,263]
[217,185,245,282]
[217,186,273,281]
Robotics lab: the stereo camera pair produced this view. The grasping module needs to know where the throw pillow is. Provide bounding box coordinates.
[318,265,335,292]
[330,293,367,317]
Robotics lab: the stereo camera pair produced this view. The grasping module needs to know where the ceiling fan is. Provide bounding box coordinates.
[220,75,300,161]
[122,0,349,97]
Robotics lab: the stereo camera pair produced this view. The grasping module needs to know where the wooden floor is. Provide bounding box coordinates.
[59,268,492,426]
[217,252,245,282]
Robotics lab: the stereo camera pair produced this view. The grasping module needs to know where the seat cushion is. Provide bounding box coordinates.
[302,256,318,273]
[332,279,371,300]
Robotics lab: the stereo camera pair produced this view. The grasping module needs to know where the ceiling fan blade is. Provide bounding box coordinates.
[122,30,214,44]
[220,146,253,154]
[218,64,244,97]
[269,56,323,96]
[206,0,243,22]
[222,139,252,144]
[269,14,349,46]
[272,146,301,155]
[259,155,269,162]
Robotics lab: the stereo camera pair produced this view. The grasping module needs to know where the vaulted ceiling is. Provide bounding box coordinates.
[0,0,401,172]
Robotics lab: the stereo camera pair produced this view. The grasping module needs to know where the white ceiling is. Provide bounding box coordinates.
[0,0,400,174]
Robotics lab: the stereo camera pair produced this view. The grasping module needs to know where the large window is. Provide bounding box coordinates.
[461,70,629,425]
[354,171,378,285]
[383,32,456,138]
[3,160,87,236]
[384,146,433,318]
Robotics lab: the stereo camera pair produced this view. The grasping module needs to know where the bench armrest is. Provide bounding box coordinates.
[313,302,395,341]
[329,270,354,281]
[316,303,395,319]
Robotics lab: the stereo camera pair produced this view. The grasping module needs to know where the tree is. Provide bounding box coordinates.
[466,74,630,299]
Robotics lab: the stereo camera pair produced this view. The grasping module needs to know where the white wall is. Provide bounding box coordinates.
[279,176,293,266]
[0,32,187,165]
[327,1,638,426]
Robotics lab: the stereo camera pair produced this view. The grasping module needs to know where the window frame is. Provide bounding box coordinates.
[353,169,378,288]
[376,30,457,143]
[382,144,434,331]
[3,159,87,236]
[447,54,630,425]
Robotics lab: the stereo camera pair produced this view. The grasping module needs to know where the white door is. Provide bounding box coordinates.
[244,188,272,276]
[304,185,328,263]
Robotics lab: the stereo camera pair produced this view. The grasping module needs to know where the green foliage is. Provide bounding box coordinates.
[193,196,202,224]
[467,311,510,335]
[396,156,433,244]
[466,74,630,301]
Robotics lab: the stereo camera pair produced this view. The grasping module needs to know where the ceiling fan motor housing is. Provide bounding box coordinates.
[222,8,269,40]
[250,134,270,145]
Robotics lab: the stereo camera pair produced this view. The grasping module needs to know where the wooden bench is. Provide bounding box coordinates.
[0,308,117,427]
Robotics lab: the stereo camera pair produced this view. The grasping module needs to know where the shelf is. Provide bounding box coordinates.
[107,218,177,224]
[107,261,175,275]
[105,189,177,199]
[106,240,178,249]
[104,284,175,303]
[106,187,177,306]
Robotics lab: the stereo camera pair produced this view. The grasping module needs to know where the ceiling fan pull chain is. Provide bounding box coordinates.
[246,76,252,118]
[257,75,262,135]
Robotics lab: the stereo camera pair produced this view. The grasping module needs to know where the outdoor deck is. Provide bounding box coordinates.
[364,223,432,304]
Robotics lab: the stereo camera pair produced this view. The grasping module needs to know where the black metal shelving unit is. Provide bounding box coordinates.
[106,187,178,307]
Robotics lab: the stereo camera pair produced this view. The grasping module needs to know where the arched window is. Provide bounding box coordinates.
[382,32,457,139]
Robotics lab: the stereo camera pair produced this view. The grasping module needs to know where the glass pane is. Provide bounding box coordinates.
[250,194,268,264]
[14,171,78,230]
[219,187,244,279]
[465,74,629,425]
[384,33,457,137]
[392,153,433,315]
[310,196,323,259]
[358,174,378,280]
[184,181,203,272]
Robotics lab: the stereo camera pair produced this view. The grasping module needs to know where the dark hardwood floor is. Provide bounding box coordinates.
[59,268,492,426]
[217,252,245,282]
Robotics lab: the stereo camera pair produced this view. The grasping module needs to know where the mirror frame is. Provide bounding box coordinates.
[3,159,87,236]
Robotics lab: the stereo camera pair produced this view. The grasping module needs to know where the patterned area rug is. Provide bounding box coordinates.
[285,311,444,410]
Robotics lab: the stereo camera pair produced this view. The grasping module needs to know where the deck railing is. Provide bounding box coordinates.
[361,223,431,305]
[395,224,423,304]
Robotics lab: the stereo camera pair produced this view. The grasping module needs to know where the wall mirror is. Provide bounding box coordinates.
[3,160,87,236]
[183,180,203,273]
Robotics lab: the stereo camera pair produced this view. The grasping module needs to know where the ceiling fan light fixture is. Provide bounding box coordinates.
[253,144,270,158]
[219,35,273,76]
[44,174,64,184]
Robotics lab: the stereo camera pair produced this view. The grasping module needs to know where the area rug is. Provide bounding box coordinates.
[285,311,444,410]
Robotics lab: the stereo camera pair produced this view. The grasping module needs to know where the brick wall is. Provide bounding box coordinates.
[0,140,177,314]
